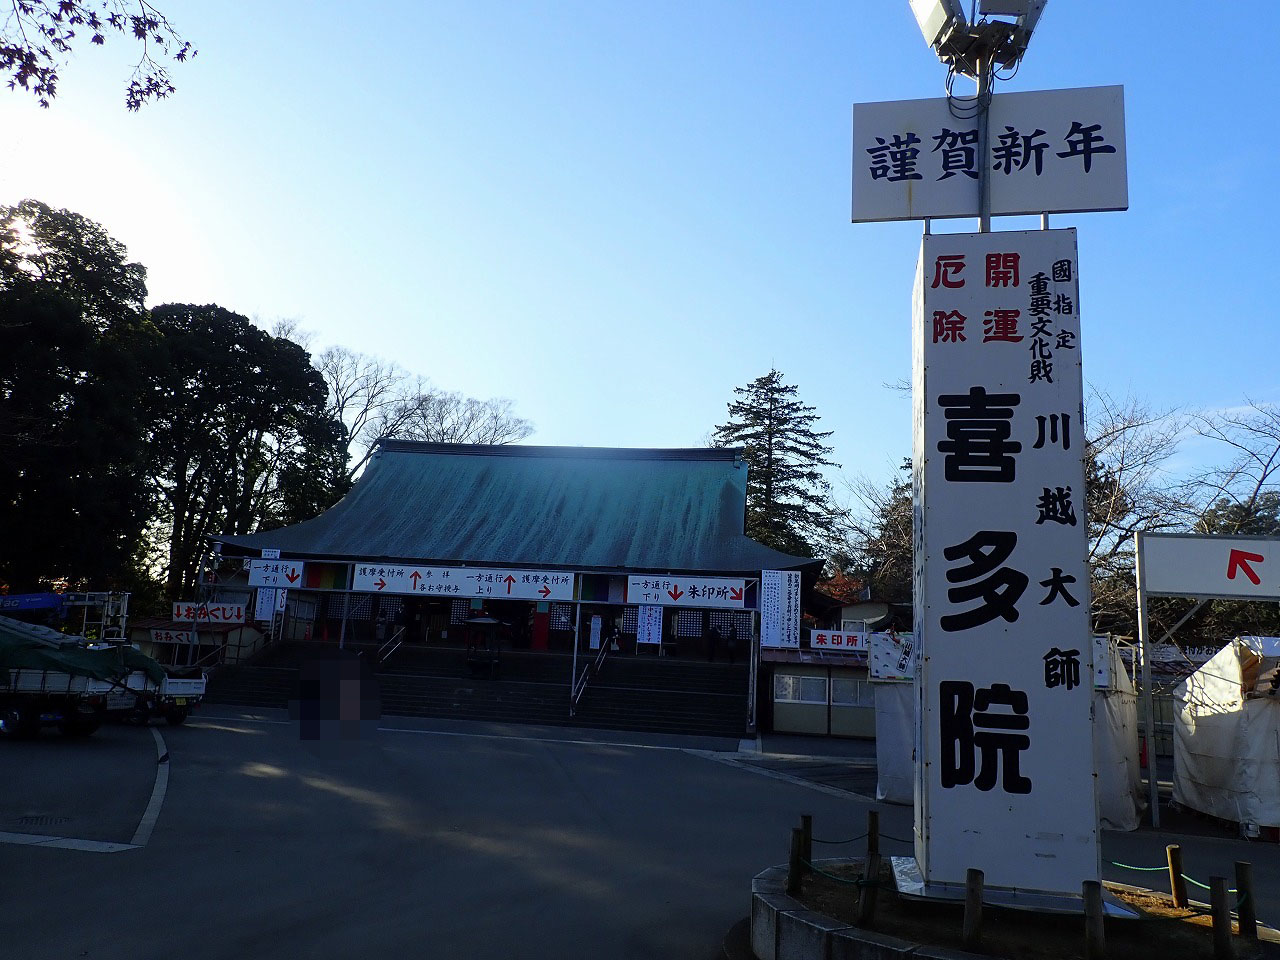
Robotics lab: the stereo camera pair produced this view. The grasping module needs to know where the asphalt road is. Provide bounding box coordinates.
[1,712,1275,960]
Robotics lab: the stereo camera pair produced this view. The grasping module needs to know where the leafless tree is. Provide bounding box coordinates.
[315,346,534,480]
[1181,400,1280,531]
[402,391,533,446]
[1082,389,1187,633]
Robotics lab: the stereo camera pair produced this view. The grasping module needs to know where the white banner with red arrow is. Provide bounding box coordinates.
[626,575,746,608]
[248,558,305,588]
[352,563,574,601]
[1140,532,1280,600]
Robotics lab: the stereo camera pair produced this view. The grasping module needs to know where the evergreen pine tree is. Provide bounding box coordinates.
[712,369,837,556]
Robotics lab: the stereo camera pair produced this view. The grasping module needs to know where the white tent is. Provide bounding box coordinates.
[870,632,915,805]
[1093,636,1143,831]
[871,633,1144,827]
[1173,636,1280,835]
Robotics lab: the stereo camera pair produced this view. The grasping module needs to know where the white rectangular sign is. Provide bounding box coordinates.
[914,229,1097,894]
[760,570,801,648]
[636,605,664,645]
[353,563,574,600]
[171,602,246,624]
[853,85,1126,222]
[1139,533,1280,601]
[626,575,745,608]
[254,588,277,622]
[809,629,868,651]
[150,628,197,645]
[869,632,917,681]
[248,559,304,588]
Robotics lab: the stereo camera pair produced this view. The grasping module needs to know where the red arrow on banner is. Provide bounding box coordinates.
[374,577,387,591]
[730,587,743,602]
[668,586,684,602]
[1227,549,1265,585]
[538,585,552,599]
[503,575,517,594]
[410,571,422,589]
[285,569,300,584]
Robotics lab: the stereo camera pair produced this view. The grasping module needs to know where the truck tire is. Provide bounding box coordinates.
[165,707,189,726]
[58,714,100,737]
[2,705,42,738]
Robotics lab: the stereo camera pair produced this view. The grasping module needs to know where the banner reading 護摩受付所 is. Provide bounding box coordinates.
[913,228,1098,894]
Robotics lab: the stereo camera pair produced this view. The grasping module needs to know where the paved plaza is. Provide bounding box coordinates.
[1,713,1274,960]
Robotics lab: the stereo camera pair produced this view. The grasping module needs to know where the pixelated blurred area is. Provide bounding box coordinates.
[289,652,382,742]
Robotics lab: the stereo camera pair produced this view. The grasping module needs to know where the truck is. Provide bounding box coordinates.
[101,664,207,726]
[0,614,176,737]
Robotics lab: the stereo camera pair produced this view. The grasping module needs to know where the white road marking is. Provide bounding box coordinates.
[0,831,136,853]
[0,726,170,854]
[130,726,169,847]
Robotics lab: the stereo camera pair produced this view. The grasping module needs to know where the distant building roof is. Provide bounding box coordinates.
[212,441,819,576]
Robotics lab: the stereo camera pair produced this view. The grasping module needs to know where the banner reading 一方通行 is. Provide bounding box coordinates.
[913,228,1098,894]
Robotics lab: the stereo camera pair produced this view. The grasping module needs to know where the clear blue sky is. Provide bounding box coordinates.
[1,1,1273,492]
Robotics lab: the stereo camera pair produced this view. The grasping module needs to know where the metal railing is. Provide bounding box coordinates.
[376,626,406,664]
[570,638,611,717]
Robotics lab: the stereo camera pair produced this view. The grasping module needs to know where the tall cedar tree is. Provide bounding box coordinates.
[712,369,836,557]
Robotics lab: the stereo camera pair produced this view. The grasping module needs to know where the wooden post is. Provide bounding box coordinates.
[867,809,880,857]
[1234,861,1256,940]
[1083,879,1106,960]
[1166,844,1188,908]
[856,852,881,927]
[1210,876,1235,960]
[962,868,983,950]
[800,814,812,865]
[787,827,803,895]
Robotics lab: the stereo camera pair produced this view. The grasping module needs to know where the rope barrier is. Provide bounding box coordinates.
[811,833,866,845]
[1108,863,1243,899]
[801,859,882,887]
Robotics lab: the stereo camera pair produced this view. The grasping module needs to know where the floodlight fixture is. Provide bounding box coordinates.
[911,0,1047,79]
[910,0,967,50]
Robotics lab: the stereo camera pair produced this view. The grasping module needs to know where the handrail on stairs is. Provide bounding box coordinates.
[569,637,611,717]
[376,626,407,663]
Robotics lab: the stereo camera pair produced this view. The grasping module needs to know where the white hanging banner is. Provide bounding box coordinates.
[760,570,800,648]
[636,605,664,645]
[913,228,1098,895]
[254,588,277,622]
[248,558,304,588]
[626,575,745,608]
[352,563,574,600]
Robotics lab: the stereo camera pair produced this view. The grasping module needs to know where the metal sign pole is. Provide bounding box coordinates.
[1134,532,1160,827]
[976,55,991,233]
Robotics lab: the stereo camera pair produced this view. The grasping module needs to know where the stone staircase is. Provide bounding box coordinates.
[204,642,749,738]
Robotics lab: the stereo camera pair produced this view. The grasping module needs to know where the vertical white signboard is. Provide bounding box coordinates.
[760,570,801,648]
[636,605,663,645]
[254,588,276,622]
[914,229,1097,894]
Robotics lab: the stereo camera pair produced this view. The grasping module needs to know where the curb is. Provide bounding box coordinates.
[750,859,988,960]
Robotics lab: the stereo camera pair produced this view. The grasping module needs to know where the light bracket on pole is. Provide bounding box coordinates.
[910,0,1046,77]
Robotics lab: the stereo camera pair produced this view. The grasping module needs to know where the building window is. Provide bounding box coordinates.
[450,599,470,624]
[709,610,751,638]
[676,610,702,638]
[774,674,828,704]
[550,603,574,630]
[832,677,874,708]
[622,606,638,635]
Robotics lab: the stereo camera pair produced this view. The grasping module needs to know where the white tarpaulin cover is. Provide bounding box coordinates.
[874,681,915,805]
[1094,640,1142,831]
[1173,637,1280,831]
[872,637,1144,824]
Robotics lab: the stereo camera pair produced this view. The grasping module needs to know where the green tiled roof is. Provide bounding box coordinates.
[213,442,818,575]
